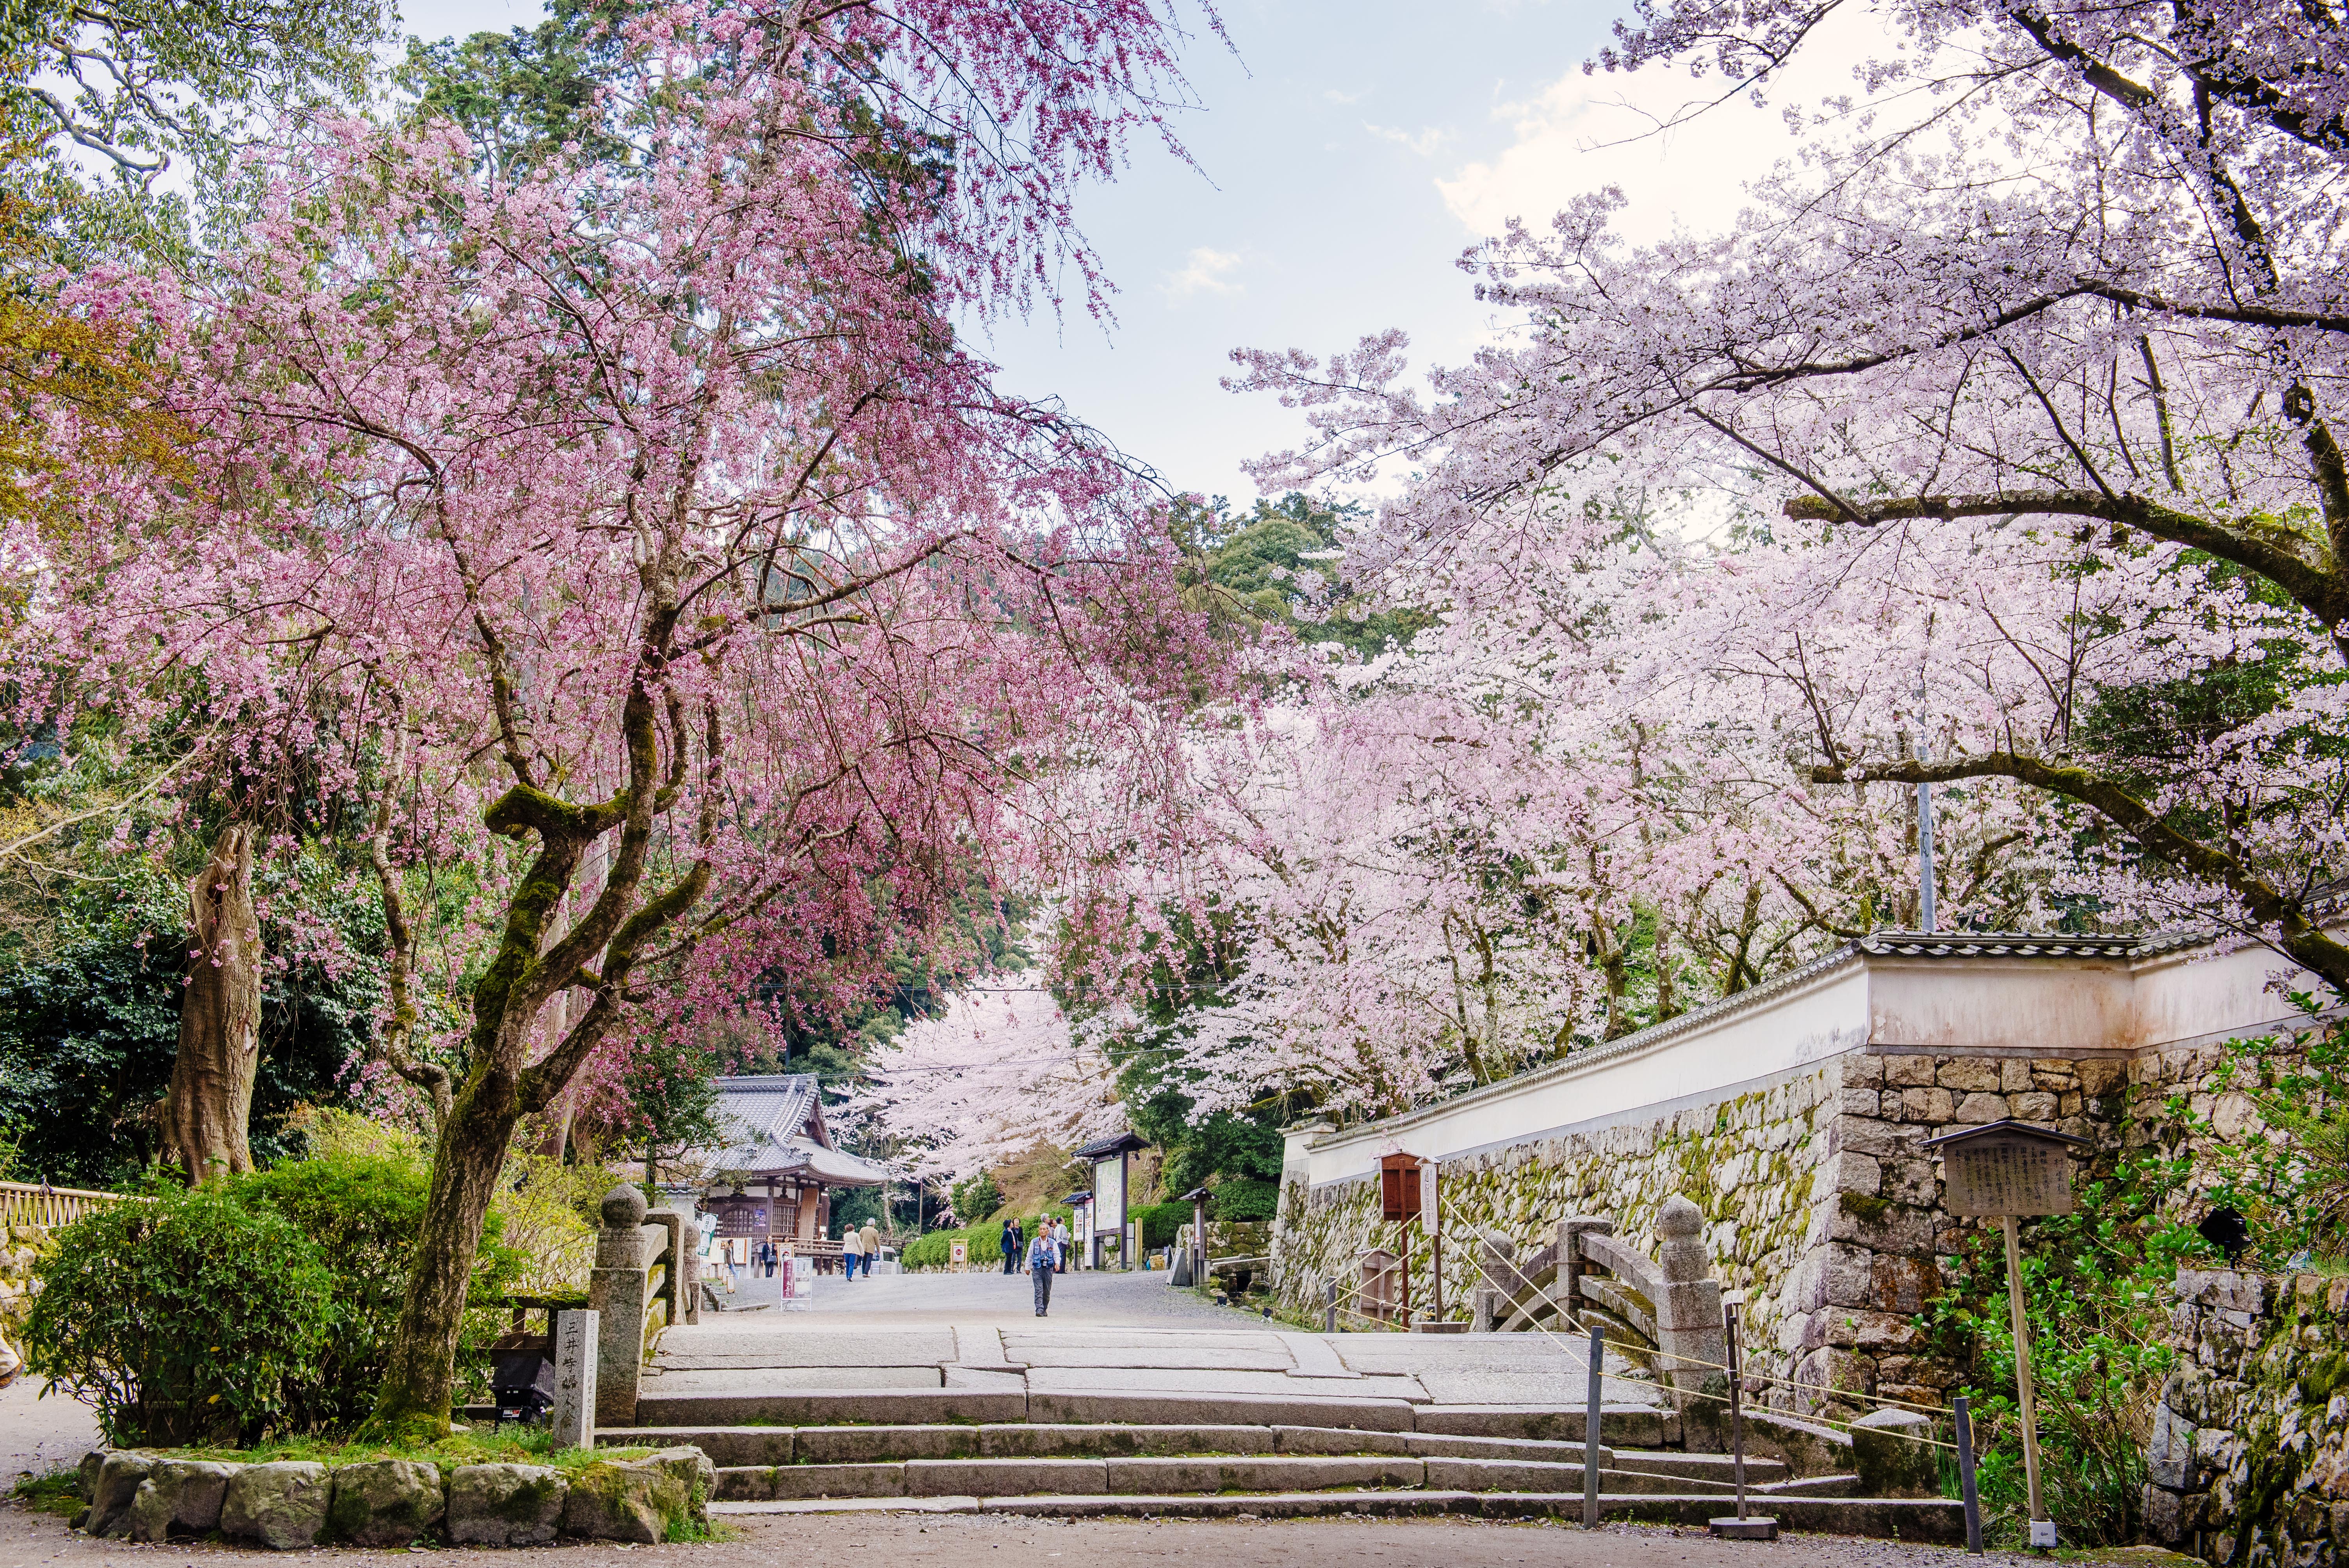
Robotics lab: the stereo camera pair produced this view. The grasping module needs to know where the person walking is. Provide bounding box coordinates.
[1049,1215,1070,1272]
[999,1215,1023,1275]
[860,1218,881,1275]
[1027,1220,1058,1316]
[841,1221,864,1281]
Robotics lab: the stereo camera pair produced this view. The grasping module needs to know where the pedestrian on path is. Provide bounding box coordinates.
[1000,1215,1023,1275]
[1049,1215,1070,1272]
[860,1219,880,1272]
[1027,1221,1057,1315]
[841,1222,864,1281]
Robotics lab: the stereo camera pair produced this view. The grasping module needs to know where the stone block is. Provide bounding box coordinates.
[1834,1118,1913,1158]
[1882,1158,1939,1206]
[731,1463,905,1500]
[447,1464,569,1546]
[1936,1059,2002,1093]
[2000,1059,2037,1092]
[2148,1403,2198,1490]
[1274,1425,1408,1455]
[2030,1060,2079,1089]
[561,1455,693,1543]
[1953,1092,2010,1123]
[2009,1091,2060,1121]
[1837,1087,1887,1117]
[1829,1197,1935,1255]
[1871,1254,1941,1315]
[86,1452,154,1538]
[2143,1482,2201,1544]
[2077,1059,2126,1096]
[126,1459,238,1541]
[221,1461,332,1550]
[1850,1408,1939,1497]
[1825,1309,1925,1351]
[1820,1242,1877,1309]
[327,1458,445,1547]
[1901,1087,1957,1123]
[1844,1055,1885,1088]
[76,1449,106,1502]
[1824,1150,1881,1196]
[909,1457,1105,1496]
[1884,1056,1936,1088]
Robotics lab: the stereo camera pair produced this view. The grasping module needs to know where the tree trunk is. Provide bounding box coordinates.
[163,824,262,1185]
[364,1060,527,1438]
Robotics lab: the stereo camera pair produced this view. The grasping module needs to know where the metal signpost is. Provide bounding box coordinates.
[1709,1300,1777,1540]
[1923,1118,2090,1552]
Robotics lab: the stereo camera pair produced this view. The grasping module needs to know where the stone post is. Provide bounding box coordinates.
[1556,1214,1612,1320]
[1470,1284,1499,1332]
[550,1308,598,1450]
[1652,1195,1729,1450]
[588,1184,650,1428]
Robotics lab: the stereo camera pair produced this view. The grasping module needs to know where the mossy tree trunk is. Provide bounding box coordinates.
[163,823,262,1184]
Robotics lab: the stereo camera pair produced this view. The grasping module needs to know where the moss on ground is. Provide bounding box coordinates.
[105,1432,651,1474]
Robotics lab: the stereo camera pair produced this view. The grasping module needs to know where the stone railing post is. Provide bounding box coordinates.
[1556,1214,1611,1321]
[588,1185,651,1427]
[1652,1195,1728,1450]
[645,1207,688,1326]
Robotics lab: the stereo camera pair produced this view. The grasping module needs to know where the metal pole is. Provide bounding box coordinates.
[1400,1220,1411,1329]
[1916,691,1936,931]
[2004,1215,2048,1538]
[1954,1393,1984,1556]
[1583,1323,1603,1529]
[1726,1302,1748,1522]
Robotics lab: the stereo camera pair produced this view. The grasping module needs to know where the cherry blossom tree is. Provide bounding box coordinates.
[9,0,1218,1435]
[857,973,1117,1183]
[1234,0,2349,993]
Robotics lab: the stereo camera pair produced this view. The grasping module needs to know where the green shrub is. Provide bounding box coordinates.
[1212,1178,1278,1223]
[1136,1200,1188,1250]
[902,1208,1070,1270]
[235,1147,519,1432]
[23,1181,336,1445]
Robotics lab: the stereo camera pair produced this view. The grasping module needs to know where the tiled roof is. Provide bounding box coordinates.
[1856,929,2205,960]
[687,1074,888,1188]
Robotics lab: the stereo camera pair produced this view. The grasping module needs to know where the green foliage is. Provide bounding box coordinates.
[1919,1153,2206,1548]
[902,1206,1069,1270]
[949,1169,1003,1224]
[1170,492,1429,659]
[394,0,628,177]
[1210,1177,1279,1223]
[1135,1199,1188,1250]
[11,1467,83,1517]
[23,1180,336,1445]
[0,857,384,1189]
[2193,1015,2349,1265]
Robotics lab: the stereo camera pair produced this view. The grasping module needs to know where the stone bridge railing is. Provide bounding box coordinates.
[588,1185,696,1427]
[1470,1194,1728,1444]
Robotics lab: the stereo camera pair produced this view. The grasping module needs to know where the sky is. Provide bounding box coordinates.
[397,0,1883,507]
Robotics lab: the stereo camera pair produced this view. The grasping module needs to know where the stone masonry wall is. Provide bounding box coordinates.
[2143,1268,2349,1564]
[1275,1046,2136,1414]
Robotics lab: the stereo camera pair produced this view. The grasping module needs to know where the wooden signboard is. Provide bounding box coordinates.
[1925,1120,2089,1217]
[1380,1151,1422,1222]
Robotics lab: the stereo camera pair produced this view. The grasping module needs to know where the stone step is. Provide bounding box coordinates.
[621,1393,1675,1443]
[706,1453,1784,1502]
[709,1489,1965,1541]
[614,1423,1784,1479]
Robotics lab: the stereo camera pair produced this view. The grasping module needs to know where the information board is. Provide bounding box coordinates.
[1093,1153,1126,1231]
[1943,1137,2075,1216]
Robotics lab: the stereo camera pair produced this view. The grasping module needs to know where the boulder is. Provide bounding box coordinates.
[326,1457,446,1547]
[447,1463,569,1547]
[86,1451,155,1538]
[126,1459,241,1541]
[1850,1407,1940,1497]
[221,1461,332,1550]
[643,1444,716,1508]
[76,1449,108,1502]
[561,1454,693,1543]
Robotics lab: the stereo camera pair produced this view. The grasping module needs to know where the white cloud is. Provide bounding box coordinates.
[1324,87,1367,105]
[1163,246,1244,298]
[1367,122,1452,158]
[1435,3,1889,246]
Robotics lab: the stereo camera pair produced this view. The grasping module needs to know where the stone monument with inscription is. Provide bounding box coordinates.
[1924,1119,2089,1550]
[550,1307,599,1450]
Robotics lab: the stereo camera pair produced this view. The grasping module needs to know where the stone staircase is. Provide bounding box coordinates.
[599,1407,1961,1538]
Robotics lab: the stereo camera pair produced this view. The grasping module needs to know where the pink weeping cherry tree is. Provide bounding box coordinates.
[13,0,1222,1435]
[1235,0,2349,992]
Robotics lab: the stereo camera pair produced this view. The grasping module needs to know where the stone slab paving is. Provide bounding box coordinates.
[649,1269,1666,1417]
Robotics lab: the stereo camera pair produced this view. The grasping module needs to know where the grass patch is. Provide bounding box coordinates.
[11,1468,83,1518]
[115,1430,654,1475]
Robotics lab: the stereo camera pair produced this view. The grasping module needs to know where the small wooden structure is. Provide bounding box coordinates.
[1076,1131,1148,1270]
[678,1075,888,1265]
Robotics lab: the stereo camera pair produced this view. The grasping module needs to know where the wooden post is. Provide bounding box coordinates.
[2004,1214,2049,1540]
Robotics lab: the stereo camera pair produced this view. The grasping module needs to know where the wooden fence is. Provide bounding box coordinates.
[0,1180,135,1230]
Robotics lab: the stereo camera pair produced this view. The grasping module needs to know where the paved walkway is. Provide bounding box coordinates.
[656,1269,1664,1411]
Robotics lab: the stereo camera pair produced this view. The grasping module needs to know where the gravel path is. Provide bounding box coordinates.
[1,1500,2069,1566]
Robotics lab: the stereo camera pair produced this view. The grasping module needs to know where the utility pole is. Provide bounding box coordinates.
[1915,682,1937,931]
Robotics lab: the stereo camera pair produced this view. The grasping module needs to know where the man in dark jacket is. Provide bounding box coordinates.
[1000,1216,1024,1274]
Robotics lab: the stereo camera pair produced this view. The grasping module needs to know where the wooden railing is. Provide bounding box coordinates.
[0,1179,137,1229]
